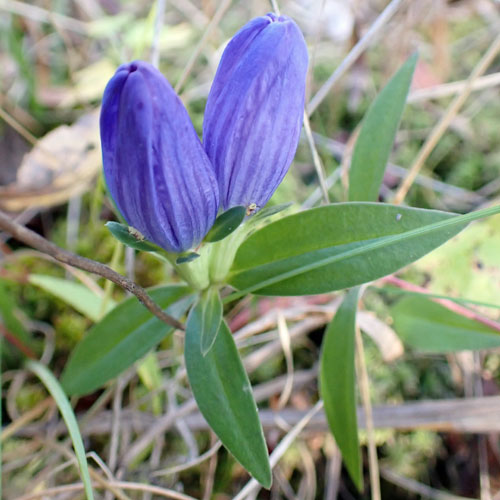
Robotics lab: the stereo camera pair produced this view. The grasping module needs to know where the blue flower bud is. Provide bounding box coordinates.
[100,61,219,253]
[203,14,308,211]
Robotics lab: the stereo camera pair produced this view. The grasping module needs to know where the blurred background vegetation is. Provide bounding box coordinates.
[1,0,500,498]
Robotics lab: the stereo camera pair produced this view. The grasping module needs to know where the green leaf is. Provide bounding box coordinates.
[229,202,471,296]
[29,274,115,322]
[61,286,193,396]
[391,296,500,352]
[0,279,34,359]
[27,360,95,500]
[379,286,500,310]
[320,287,362,490]
[176,252,200,264]
[205,206,246,243]
[349,53,418,202]
[185,319,271,488]
[196,287,223,356]
[106,221,159,252]
[137,352,163,415]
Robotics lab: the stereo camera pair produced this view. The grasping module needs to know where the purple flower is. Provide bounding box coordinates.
[100,16,308,254]
[203,13,308,211]
[100,61,219,253]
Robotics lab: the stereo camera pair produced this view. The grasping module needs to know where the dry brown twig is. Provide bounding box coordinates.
[0,209,185,331]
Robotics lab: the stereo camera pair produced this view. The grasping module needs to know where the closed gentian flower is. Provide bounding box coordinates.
[100,61,219,253]
[203,13,308,211]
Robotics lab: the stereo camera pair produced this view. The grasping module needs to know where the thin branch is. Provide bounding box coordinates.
[0,209,185,331]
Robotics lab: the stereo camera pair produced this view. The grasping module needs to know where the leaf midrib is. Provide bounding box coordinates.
[228,206,500,299]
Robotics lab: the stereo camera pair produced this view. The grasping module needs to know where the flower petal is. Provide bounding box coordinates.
[203,14,308,211]
[101,61,219,253]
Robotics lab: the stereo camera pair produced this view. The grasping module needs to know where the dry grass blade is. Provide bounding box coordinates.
[307,0,405,115]
[151,441,222,477]
[151,0,167,68]
[381,467,475,500]
[13,481,198,500]
[407,72,500,103]
[1,398,53,441]
[233,400,324,500]
[0,0,88,34]
[276,311,294,409]
[355,326,380,500]
[269,0,281,16]
[0,106,38,145]
[175,0,232,93]
[176,396,500,434]
[393,31,500,204]
[303,112,330,203]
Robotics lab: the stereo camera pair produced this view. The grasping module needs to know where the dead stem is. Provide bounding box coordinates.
[0,209,185,330]
[355,326,381,500]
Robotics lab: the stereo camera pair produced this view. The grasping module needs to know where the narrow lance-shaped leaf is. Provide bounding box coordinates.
[106,221,159,252]
[204,206,246,243]
[392,295,500,352]
[27,360,95,500]
[320,287,362,490]
[349,53,418,202]
[61,286,193,396]
[0,279,36,361]
[229,203,476,296]
[29,274,115,322]
[185,318,271,488]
